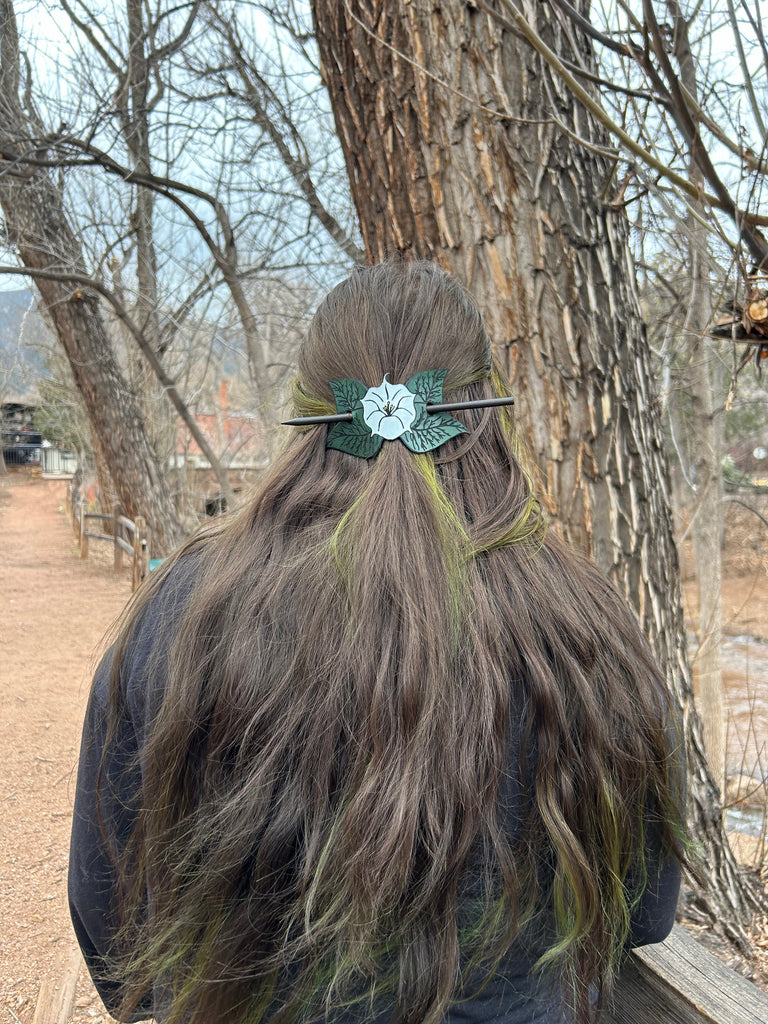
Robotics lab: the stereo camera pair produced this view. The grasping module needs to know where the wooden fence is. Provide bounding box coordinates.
[67,487,150,590]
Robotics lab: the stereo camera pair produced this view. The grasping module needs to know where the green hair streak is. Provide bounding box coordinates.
[291,378,336,421]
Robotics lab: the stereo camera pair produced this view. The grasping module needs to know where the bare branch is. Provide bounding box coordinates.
[151,1,202,66]
[19,130,268,385]
[725,495,768,531]
[202,6,362,261]
[645,1,744,237]
[549,0,636,58]
[0,261,235,505]
[726,0,768,139]
[59,0,122,76]
[559,55,669,105]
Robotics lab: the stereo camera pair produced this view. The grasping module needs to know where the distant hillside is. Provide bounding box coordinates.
[0,288,54,399]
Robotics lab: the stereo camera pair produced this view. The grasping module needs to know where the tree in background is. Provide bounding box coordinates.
[0,0,186,551]
[565,0,768,801]
[0,0,358,535]
[311,0,761,938]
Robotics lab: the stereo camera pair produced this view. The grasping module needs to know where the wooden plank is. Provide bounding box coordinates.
[116,535,134,555]
[117,514,136,534]
[606,925,768,1023]
[114,505,123,571]
[79,500,88,559]
[32,945,81,1024]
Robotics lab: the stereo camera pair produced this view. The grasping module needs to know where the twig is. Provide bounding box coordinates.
[724,496,768,531]
[726,0,768,140]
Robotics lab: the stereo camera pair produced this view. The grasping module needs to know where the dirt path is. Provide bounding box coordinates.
[0,474,131,1024]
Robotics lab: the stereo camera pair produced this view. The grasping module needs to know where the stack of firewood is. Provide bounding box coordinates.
[712,274,768,376]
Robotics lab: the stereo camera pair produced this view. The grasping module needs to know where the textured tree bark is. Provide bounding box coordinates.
[0,0,184,554]
[312,0,754,935]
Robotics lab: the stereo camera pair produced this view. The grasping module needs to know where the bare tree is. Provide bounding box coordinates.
[664,3,726,792]
[194,1,362,264]
[1,0,358,531]
[545,0,768,795]
[0,0,186,551]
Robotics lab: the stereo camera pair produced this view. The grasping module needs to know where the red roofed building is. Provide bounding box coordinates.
[172,383,270,515]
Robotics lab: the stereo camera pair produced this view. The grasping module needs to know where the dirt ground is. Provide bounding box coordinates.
[0,472,767,1023]
[680,493,768,643]
[0,475,132,1024]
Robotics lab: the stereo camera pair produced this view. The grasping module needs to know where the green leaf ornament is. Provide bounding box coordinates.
[401,371,468,453]
[401,410,468,453]
[325,372,468,457]
[327,406,383,459]
[328,377,367,414]
[405,369,447,404]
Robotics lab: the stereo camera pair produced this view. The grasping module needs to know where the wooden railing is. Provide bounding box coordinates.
[608,925,768,1023]
[68,488,150,590]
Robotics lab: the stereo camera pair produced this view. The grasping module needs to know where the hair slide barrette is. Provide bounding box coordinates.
[282,370,514,459]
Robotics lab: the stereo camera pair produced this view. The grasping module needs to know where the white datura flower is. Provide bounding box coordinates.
[361,375,417,439]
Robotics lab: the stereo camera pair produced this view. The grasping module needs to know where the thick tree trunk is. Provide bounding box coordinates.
[0,0,184,554]
[312,0,754,936]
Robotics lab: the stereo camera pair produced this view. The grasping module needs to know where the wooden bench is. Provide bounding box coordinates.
[608,925,768,1023]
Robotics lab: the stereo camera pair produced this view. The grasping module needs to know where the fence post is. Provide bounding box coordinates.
[70,486,79,537]
[132,516,147,590]
[32,943,81,1024]
[113,504,123,572]
[79,500,88,559]
[140,521,150,582]
[132,516,141,590]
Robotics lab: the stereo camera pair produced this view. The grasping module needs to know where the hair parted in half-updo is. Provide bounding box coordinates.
[99,260,684,1024]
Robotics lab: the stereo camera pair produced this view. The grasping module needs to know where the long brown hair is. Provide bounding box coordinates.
[104,260,683,1023]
